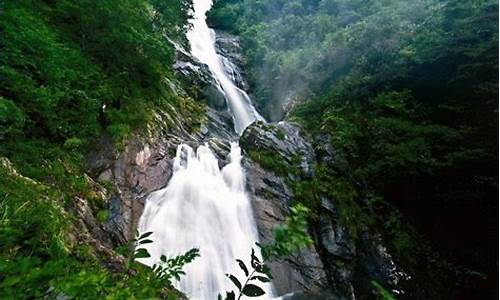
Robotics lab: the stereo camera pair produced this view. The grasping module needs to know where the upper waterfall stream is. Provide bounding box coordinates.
[137,0,273,299]
[187,0,263,134]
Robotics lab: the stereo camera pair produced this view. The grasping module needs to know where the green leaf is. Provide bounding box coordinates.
[242,284,266,297]
[139,231,153,240]
[251,275,271,283]
[226,274,242,291]
[167,293,176,300]
[256,264,272,278]
[134,248,151,259]
[139,239,153,245]
[236,259,249,276]
[250,248,260,268]
[160,255,167,262]
[225,291,235,300]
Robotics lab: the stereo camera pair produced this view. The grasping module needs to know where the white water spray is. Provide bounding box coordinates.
[187,0,263,134]
[137,1,274,299]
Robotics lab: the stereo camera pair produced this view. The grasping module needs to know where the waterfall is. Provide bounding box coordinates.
[187,0,263,134]
[137,0,274,299]
[138,144,272,299]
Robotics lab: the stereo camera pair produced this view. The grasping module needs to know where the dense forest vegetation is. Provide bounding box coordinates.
[0,0,204,298]
[208,0,498,298]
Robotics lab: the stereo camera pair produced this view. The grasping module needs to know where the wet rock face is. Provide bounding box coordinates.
[87,134,179,244]
[172,37,228,110]
[241,121,316,178]
[240,121,408,300]
[241,122,330,296]
[215,31,249,91]
[86,107,235,245]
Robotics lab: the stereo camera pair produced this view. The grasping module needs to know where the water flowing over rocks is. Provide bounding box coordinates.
[215,32,249,91]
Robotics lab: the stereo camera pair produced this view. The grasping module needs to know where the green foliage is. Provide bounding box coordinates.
[275,129,286,141]
[372,281,397,300]
[152,249,200,283]
[209,0,484,119]
[0,160,69,260]
[0,97,25,141]
[131,231,200,287]
[220,249,272,300]
[0,0,199,150]
[259,204,313,260]
[150,0,193,41]
[247,150,289,177]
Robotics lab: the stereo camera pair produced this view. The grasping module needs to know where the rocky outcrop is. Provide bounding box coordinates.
[240,121,408,299]
[240,122,332,298]
[311,202,408,300]
[215,31,249,91]
[171,36,228,111]
[86,99,235,245]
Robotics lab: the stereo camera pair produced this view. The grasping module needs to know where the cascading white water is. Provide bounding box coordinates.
[137,1,274,299]
[138,144,273,299]
[187,0,263,134]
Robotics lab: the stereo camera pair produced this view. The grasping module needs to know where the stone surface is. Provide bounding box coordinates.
[241,122,330,296]
[241,121,316,177]
[215,31,249,91]
[240,121,410,299]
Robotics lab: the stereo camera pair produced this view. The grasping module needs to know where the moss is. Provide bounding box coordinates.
[372,281,397,300]
[168,147,178,158]
[248,149,289,177]
[96,210,109,224]
[275,128,286,141]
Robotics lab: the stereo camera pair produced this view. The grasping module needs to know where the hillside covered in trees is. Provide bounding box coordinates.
[208,0,498,298]
[0,0,205,298]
